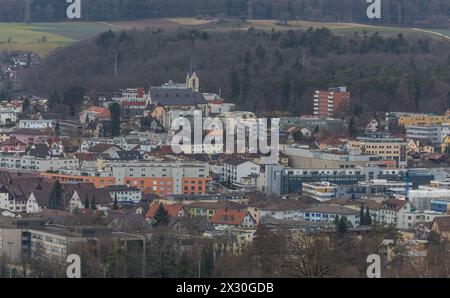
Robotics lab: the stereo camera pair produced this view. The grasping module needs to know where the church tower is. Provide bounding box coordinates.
[186,42,200,92]
[186,72,199,92]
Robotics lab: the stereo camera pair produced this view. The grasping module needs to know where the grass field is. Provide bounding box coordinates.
[0,18,448,57]
[0,22,116,56]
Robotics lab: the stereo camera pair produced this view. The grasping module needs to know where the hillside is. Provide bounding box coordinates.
[22,27,450,116]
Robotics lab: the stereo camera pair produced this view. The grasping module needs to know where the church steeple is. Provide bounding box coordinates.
[186,42,199,92]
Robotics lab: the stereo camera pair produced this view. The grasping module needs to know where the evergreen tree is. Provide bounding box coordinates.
[55,120,60,136]
[364,206,372,226]
[230,70,240,101]
[109,102,121,137]
[113,194,119,210]
[336,216,350,234]
[84,194,89,209]
[348,116,357,137]
[359,203,365,225]
[90,196,97,210]
[152,203,170,227]
[255,45,266,61]
[48,180,63,210]
[314,125,320,135]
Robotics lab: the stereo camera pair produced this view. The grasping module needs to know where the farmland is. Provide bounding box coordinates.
[0,18,448,57]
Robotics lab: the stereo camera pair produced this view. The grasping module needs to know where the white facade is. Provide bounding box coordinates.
[108,188,142,203]
[397,210,446,230]
[26,192,42,214]
[19,119,56,129]
[407,187,450,211]
[223,160,260,186]
[0,155,79,172]
[301,206,360,227]
[259,208,303,221]
[0,192,26,213]
[302,182,337,202]
[406,125,442,144]
[0,111,17,126]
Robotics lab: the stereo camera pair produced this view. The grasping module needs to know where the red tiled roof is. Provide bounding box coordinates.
[208,99,224,104]
[145,203,183,219]
[211,208,252,226]
[86,106,111,118]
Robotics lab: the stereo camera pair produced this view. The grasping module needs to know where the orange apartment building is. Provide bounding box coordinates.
[41,161,211,198]
[313,87,350,118]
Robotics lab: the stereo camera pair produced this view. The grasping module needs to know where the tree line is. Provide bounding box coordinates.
[0,0,449,28]
[4,224,449,278]
[23,27,450,117]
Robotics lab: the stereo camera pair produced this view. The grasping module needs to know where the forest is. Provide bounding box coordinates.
[0,0,449,27]
[22,26,450,116]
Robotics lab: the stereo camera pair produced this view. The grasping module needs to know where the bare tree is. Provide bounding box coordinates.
[284,233,336,278]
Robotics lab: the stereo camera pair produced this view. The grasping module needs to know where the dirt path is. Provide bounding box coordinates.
[412,28,450,40]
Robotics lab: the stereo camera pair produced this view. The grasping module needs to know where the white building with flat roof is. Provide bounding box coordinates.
[19,119,56,129]
[406,187,450,211]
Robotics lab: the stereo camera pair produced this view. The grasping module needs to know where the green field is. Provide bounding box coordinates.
[0,19,448,57]
[0,22,117,56]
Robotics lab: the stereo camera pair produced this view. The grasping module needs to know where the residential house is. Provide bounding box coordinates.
[0,138,27,153]
[11,128,53,145]
[184,201,243,221]
[377,198,412,227]
[252,198,316,224]
[431,216,450,240]
[167,216,215,236]
[69,186,113,212]
[211,209,256,228]
[144,203,185,223]
[104,185,142,204]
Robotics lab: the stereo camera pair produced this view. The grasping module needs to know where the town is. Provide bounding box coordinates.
[0,60,449,278]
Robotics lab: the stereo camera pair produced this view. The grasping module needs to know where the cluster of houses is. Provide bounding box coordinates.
[0,72,448,267]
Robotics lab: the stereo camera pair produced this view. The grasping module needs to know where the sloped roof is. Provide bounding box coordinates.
[70,183,113,205]
[168,216,215,233]
[212,209,253,226]
[27,143,52,158]
[88,143,121,153]
[85,106,111,118]
[432,216,450,232]
[223,157,253,166]
[145,203,183,219]
[12,128,50,136]
[302,204,359,215]
[113,150,143,161]
[379,198,408,211]
[30,189,53,206]
[149,87,207,106]
[249,198,317,211]
[185,201,243,210]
